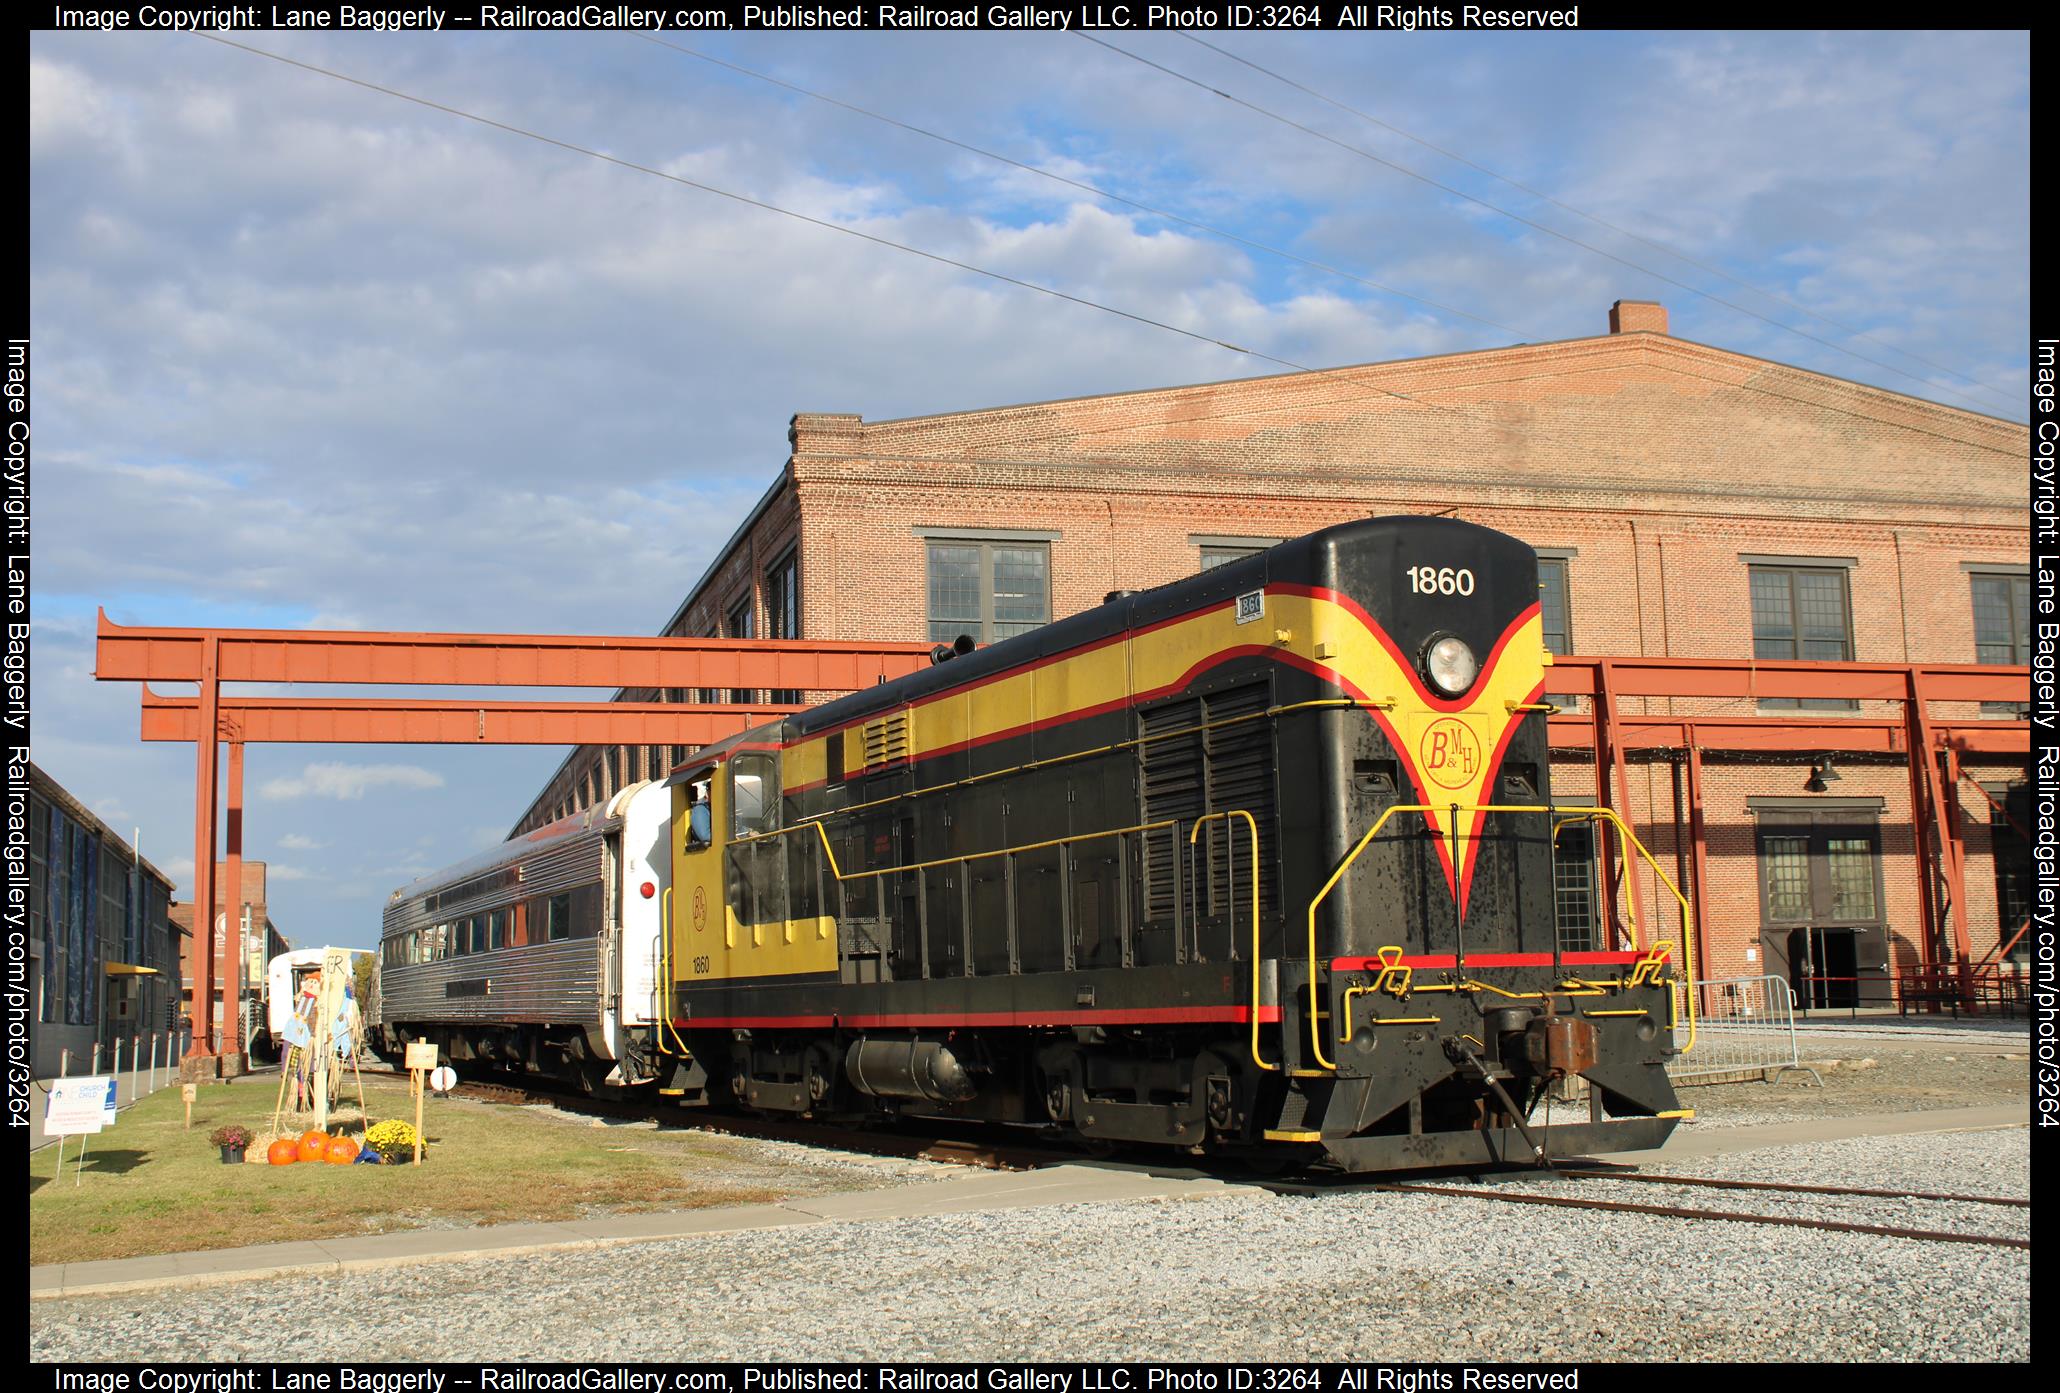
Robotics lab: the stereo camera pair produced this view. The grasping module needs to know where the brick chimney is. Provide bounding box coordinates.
[1608,300,1668,335]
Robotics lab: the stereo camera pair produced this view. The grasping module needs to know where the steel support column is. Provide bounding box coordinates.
[222,741,244,1069]
[1684,740,1713,1011]
[187,636,219,1061]
[1593,660,1648,948]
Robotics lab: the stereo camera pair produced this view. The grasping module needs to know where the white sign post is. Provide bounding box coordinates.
[45,1077,119,1187]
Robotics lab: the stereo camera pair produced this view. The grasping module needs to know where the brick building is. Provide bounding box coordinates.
[516,300,2030,1008]
[27,761,184,1076]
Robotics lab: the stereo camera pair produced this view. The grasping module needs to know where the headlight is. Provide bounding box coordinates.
[1423,634,1479,696]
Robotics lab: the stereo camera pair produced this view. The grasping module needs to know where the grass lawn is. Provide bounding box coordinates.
[28,1077,793,1266]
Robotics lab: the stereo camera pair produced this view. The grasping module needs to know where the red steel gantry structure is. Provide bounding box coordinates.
[94,611,2029,1070]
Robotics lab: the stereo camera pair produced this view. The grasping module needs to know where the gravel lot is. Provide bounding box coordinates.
[29,1127,2029,1363]
[1677,1024,2028,1131]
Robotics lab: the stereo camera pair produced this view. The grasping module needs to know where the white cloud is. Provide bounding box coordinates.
[277,833,325,850]
[259,762,446,801]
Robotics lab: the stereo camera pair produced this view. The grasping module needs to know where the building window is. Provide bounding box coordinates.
[1972,572,2030,717]
[1199,545,1265,571]
[1538,556,1575,707]
[926,540,1050,645]
[766,550,800,705]
[1749,565,1856,711]
[727,595,755,705]
[1553,823,1598,953]
[1538,559,1572,655]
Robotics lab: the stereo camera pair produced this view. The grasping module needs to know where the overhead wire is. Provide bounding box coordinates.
[195,34,1291,374]
[199,34,2021,487]
[1079,33,2009,416]
[1181,34,2014,408]
[192,32,1658,473]
[624,37,2016,466]
[639,34,1534,339]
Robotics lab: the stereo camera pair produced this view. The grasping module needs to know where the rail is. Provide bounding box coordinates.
[1304,803,1698,1072]
[1895,962,2030,1018]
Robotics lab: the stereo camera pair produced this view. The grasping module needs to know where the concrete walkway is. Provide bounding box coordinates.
[29,1102,2027,1302]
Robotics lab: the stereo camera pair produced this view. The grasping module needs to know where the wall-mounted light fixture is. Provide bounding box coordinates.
[1805,756,1842,793]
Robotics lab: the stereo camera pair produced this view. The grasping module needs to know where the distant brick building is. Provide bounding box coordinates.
[516,301,2030,1007]
[171,860,289,1044]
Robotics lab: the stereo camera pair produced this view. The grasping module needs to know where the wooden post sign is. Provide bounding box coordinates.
[404,1041,436,1166]
[182,1082,196,1130]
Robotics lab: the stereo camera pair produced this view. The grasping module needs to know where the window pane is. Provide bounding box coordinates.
[1552,823,1596,952]
[1538,560,1572,655]
[1763,835,1810,920]
[990,545,1048,638]
[1794,572,1851,661]
[1750,570,1796,660]
[927,544,982,643]
[1826,838,1876,920]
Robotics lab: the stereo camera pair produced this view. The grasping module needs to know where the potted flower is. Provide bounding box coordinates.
[208,1123,253,1165]
[362,1119,421,1164]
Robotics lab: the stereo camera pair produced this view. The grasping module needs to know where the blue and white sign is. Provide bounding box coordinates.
[45,1076,119,1137]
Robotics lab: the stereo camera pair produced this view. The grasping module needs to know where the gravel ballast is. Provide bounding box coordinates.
[29,1127,2029,1363]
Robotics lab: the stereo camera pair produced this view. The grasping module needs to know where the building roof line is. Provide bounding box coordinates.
[842,327,2026,438]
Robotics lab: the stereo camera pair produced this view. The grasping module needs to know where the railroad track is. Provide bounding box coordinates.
[362,1067,1064,1171]
[1373,1169,2030,1251]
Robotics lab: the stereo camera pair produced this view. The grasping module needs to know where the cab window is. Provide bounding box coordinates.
[732,754,778,839]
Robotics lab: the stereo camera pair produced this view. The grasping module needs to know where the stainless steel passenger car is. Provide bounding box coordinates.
[369,780,670,1089]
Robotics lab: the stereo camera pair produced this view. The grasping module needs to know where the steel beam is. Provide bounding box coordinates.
[1541,656,2025,704]
[139,689,805,745]
[96,610,932,689]
[1545,714,2027,755]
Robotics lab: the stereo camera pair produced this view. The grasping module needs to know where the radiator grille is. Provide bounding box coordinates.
[1139,682,1279,923]
[861,711,911,768]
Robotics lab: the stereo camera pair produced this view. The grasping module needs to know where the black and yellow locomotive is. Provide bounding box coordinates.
[658,516,1694,1170]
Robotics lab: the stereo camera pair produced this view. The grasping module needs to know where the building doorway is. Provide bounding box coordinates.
[1755,804,1888,1011]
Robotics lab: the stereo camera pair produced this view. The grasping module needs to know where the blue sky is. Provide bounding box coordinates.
[27,28,2030,949]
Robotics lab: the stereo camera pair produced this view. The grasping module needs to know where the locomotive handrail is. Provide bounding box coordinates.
[1304,804,1698,1072]
[1190,810,1274,1074]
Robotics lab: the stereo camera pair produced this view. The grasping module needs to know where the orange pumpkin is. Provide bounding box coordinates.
[324,1136,360,1165]
[267,1138,300,1165]
[299,1128,329,1149]
[296,1133,330,1163]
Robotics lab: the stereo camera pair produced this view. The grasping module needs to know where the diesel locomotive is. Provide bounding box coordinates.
[373,516,1696,1170]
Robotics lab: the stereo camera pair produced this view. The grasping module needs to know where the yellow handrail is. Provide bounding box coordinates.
[656,886,692,1057]
[1304,804,1698,1072]
[1191,810,1273,1073]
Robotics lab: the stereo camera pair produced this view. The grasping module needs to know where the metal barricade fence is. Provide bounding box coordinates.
[1669,974,1819,1086]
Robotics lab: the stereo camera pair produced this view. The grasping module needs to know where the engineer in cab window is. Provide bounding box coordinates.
[686,780,712,850]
